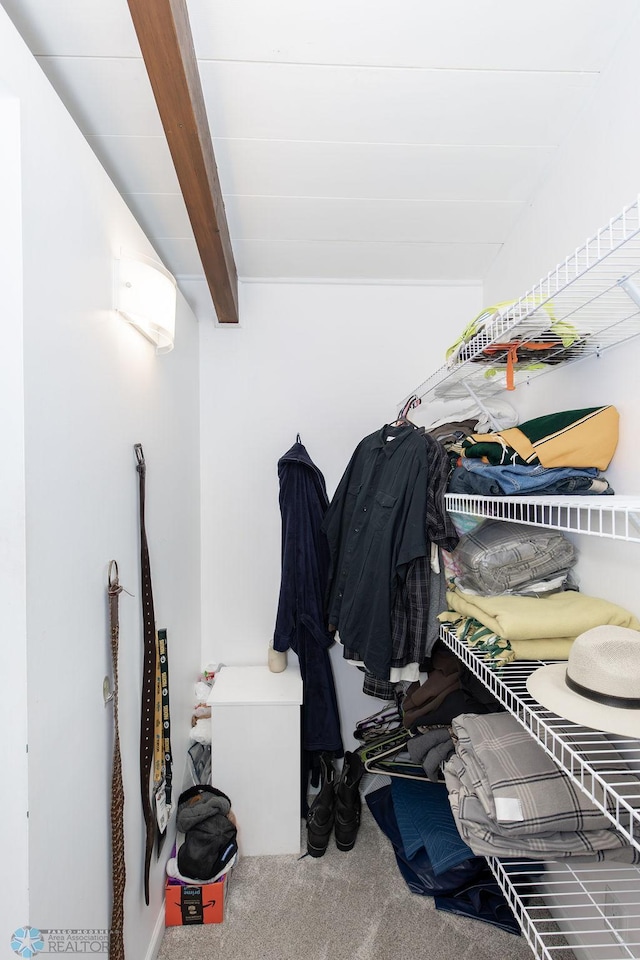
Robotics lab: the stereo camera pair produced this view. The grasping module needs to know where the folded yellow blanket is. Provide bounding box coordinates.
[438,611,575,662]
[509,638,574,660]
[445,588,640,641]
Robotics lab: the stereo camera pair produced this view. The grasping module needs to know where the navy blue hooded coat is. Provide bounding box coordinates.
[273,438,343,762]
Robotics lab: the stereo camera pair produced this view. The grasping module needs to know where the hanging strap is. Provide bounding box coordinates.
[108,561,126,960]
[152,631,165,855]
[153,631,164,786]
[153,629,173,856]
[158,629,173,810]
[134,443,157,906]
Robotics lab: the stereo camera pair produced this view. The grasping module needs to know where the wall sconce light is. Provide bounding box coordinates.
[115,252,177,354]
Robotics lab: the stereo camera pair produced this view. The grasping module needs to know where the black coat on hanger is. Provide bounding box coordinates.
[273,437,344,769]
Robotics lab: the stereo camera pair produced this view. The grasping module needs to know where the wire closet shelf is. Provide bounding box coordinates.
[489,858,640,960]
[439,632,640,959]
[439,630,640,854]
[399,197,640,408]
[444,494,640,544]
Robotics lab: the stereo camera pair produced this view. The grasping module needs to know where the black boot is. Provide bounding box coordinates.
[334,751,364,852]
[306,753,336,858]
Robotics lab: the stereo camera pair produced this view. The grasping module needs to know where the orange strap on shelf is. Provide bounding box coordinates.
[481,341,556,391]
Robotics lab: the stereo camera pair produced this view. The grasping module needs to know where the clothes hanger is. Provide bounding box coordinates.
[356,725,431,782]
[353,702,404,743]
[365,757,432,781]
[391,395,422,427]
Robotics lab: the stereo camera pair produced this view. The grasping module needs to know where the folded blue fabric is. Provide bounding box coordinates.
[391,778,474,876]
[365,785,485,895]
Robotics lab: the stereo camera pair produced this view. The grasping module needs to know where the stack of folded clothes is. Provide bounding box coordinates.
[448,520,577,597]
[440,585,640,666]
[444,712,640,864]
[400,643,503,777]
[407,727,457,782]
[447,405,618,497]
[449,461,614,497]
[402,644,502,730]
[440,518,583,665]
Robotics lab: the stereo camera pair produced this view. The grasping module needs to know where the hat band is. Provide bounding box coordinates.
[565,672,640,710]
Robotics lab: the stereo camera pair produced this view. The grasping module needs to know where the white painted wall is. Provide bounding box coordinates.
[481,3,640,610]
[200,281,482,747]
[0,94,29,954]
[0,9,201,960]
[483,4,640,314]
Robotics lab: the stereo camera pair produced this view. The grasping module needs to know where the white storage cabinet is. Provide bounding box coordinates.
[208,663,303,857]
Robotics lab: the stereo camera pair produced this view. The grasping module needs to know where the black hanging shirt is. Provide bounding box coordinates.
[322,424,429,679]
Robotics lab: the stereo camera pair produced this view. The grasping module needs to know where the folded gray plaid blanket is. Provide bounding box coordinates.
[444,712,640,863]
[452,520,576,595]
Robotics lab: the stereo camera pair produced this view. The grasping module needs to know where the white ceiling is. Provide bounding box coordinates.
[2,0,639,321]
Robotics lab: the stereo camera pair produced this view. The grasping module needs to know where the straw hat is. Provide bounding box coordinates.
[526,624,640,739]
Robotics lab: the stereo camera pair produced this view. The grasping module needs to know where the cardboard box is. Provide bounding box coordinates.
[165,872,230,926]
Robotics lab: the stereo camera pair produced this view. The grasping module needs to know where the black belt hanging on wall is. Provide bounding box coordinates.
[107,560,126,960]
[134,443,157,906]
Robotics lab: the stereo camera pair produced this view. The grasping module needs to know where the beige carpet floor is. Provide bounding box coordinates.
[157,804,552,960]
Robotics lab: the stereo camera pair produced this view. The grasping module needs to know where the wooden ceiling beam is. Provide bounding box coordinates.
[126,0,238,323]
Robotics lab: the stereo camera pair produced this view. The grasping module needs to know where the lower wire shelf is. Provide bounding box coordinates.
[439,627,640,959]
[440,627,640,852]
[488,858,640,960]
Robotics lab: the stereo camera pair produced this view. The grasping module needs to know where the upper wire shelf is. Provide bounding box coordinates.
[440,628,640,854]
[444,494,640,544]
[399,197,640,407]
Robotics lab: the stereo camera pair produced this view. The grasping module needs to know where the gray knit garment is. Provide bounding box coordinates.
[176,787,236,881]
